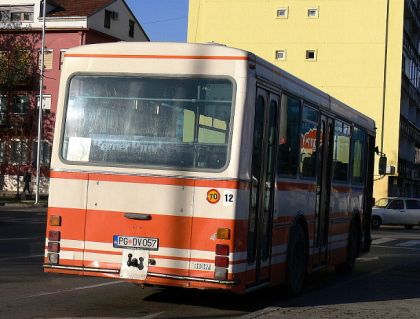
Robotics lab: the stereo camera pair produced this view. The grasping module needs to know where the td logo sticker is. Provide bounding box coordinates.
[207,189,220,204]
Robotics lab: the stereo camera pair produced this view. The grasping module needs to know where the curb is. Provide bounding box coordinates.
[0,201,48,208]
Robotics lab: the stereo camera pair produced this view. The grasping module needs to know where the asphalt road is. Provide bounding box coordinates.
[0,207,419,319]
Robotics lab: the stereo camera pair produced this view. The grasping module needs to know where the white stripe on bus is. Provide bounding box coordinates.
[55,239,251,261]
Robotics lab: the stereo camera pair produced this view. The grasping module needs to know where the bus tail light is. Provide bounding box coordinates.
[48,253,59,264]
[216,228,230,240]
[48,242,60,253]
[215,256,229,268]
[50,215,61,226]
[215,244,229,256]
[214,267,228,280]
[48,230,61,242]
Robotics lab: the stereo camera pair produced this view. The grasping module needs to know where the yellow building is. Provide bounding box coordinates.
[188,0,420,199]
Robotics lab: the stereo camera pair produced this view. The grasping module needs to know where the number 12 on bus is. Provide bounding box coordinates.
[44,42,375,295]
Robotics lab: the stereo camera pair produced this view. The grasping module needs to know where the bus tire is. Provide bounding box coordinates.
[335,221,359,276]
[286,223,307,297]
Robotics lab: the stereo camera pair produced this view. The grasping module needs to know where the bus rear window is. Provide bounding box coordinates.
[61,75,234,170]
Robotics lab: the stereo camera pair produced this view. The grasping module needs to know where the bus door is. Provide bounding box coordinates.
[246,88,279,286]
[313,115,334,266]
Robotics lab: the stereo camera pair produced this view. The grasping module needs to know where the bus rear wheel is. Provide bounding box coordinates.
[335,221,359,275]
[286,223,307,297]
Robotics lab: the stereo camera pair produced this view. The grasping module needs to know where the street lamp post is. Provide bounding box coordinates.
[35,0,46,205]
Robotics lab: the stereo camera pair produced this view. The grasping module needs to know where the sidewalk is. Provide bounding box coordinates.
[242,298,420,319]
[0,195,48,208]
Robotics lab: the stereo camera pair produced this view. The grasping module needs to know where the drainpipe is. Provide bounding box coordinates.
[380,0,390,154]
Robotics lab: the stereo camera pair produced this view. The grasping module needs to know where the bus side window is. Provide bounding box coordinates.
[351,126,365,185]
[332,120,351,182]
[278,94,300,177]
[300,105,318,178]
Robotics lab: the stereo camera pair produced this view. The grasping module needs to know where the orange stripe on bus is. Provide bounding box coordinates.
[64,53,249,61]
[277,182,316,192]
[194,179,250,189]
[332,186,352,193]
[50,170,250,189]
[50,171,88,180]
[45,267,85,276]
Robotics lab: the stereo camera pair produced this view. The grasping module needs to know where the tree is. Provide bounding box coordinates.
[0,20,41,190]
[0,31,40,96]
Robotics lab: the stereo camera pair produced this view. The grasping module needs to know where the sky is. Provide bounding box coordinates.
[126,0,189,42]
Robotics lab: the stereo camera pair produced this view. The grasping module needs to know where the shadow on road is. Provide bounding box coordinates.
[142,252,420,316]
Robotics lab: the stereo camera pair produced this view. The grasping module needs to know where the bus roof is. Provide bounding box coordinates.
[64,41,249,60]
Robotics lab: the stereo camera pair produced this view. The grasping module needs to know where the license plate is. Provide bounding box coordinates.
[113,235,159,251]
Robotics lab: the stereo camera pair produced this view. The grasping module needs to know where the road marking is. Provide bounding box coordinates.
[357,256,379,262]
[374,244,420,252]
[0,254,43,261]
[0,237,43,241]
[139,312,165,319]
[371,238,396,245]
[396,240,420,247]
[21,280,125,299]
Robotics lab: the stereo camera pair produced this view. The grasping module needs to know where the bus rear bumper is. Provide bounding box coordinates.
[43,264,240,286]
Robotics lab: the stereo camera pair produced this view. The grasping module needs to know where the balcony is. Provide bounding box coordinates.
[398,157,420,180]
[400,115,420,145]
[403,31,418,59]
[406,0,420,32]
[401,72,420,105]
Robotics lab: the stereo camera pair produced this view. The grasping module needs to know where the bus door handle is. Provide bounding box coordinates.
[124,213,152,221]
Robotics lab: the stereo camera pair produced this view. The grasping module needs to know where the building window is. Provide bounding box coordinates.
[11,140,28,164]
[39,49,53,70]
[307,7,319,18]
[0,95,6,125]
[104,10,111,29]
[276,7,288,18]
[403,53,410,77]
[129,20,135,38]
[416,147,420,164]
[0,140,4,163]
[0,5,34,22]
[59,49,67,70]
[32,140,52,165]
[13,95,29,114]
[306,50,317,61]
[0,95,6,113]
[36,95,51,111]
[275,50,286,60]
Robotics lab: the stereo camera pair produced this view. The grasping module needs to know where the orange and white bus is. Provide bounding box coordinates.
[44,42,375,295]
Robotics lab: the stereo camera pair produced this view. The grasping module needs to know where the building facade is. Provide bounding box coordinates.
[0,0,148,195]
[188,0,420,199]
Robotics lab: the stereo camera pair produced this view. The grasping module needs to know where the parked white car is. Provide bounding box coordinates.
[372,197,420,230]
